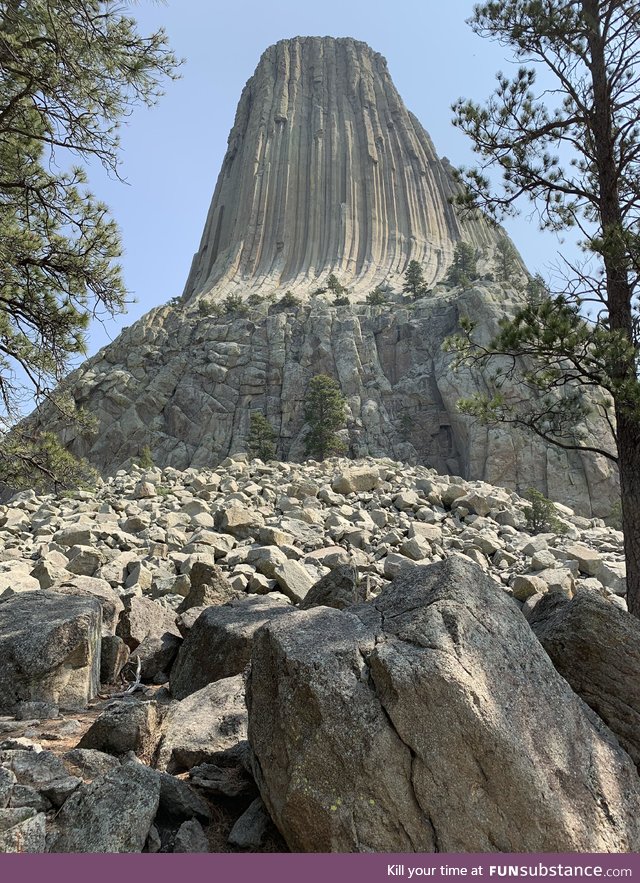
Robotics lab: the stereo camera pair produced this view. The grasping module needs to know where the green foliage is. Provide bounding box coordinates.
[311,287,328,296]
[277,291,300,310]
[303,374,347,461]
[333,295,350,306]
[398,412,413,438]
[198,299,223,318]
[0,431,97,493]
[247,411,277,461]
[523,488,568,535]
[247,293,264,306]
[222,294,248,316]
[137,445,154,469]
[447,0,640,613]
[326,274,347,295]
[526,274,550,307]
[403,260,427,297]
[0,1,179,490]
[366,286,387,305]
[444,242,479,288]
[494,237,519,284]
[0,1,179,425]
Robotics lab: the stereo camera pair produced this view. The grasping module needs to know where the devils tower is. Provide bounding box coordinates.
[37,36,617,516]
[182,37,495,300]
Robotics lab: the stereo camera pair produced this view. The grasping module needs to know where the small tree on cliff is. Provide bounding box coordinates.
[303,375,347,460]
[403,260,427,297]
[247,411,277,461]
[494,236,520,285]
[449,0,640,616]
[444,241,479,288]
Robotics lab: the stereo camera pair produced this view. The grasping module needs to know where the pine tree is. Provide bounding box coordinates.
[0,1,179,486]
[137,445,154,469]
[403,260,426,297]
[449,0,640,616]
[526,273,550,307]
[0,431,97,494]
[326,274,347,296]
[444,242,479,288]
[303,375,347,461]
[494,237,520,284]
[247,412,277,461]
[366,286,387,305]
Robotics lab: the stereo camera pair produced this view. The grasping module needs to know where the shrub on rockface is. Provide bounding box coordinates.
[303,375,347,461]
[247,412,277,461]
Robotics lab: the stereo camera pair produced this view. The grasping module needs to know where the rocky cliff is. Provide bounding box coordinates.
[34,36,618,516]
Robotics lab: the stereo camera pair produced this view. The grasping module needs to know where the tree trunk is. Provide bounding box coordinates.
[616,412,640,616]
[584,0,639,615]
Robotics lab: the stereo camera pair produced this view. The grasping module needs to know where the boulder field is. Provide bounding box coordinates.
[0,454,637,852]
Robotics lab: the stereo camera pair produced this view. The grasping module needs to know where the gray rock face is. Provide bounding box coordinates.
[0,807,46,853]
[48,762,160,853]
[247,556,640,852]
[227,797,273,850]
[183,37,494,301]
[78,700,164,763]
[530,590,640,767]
[299,564,363,610]
[116,595,180,651]
[170,595,294,699]
[0,591,101,713]
[29,39,616,518]
[156,675,247,773]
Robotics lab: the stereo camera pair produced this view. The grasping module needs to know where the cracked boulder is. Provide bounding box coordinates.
[247,556,640,852]
[529,589,640,767]
[170,595,295,700]
[47,761,160,853]
[156,675,247,773]
[0,591,102,713]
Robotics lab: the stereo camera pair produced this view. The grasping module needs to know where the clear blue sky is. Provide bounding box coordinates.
[84,0,575,355]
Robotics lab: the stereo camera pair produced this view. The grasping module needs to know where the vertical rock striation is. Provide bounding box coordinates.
[182,37,498,300]
[28,36,619,516]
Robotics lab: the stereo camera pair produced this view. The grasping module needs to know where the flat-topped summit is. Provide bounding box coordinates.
[182,36,498,301]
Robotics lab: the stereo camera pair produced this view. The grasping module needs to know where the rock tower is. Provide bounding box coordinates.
[182,37,497,300]
[36,37,617,516]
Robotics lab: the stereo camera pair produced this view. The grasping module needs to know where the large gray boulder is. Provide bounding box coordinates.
[299,564,364,611]
[48,578,123,635]
[116,594,181,651]
[529,590,640,766]
[247,556,640,852]
[78,700,164,762]
[156,675,247,773]
[0,591,101,713]
[0,807,46,853]
[48,762,160,853]
[170,595,294,699]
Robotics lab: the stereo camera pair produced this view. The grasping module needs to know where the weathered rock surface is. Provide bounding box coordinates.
[116,595,181,651]
[0,453,632,853]
[299,564,364,610]
[0,592,101,713]
[156,675,247,773]
[530,590,640,767]
[170,595,294,699]
[78,700,164,763]
[0,807,46,853]
[48,762,160,853]
[247,556,640,852]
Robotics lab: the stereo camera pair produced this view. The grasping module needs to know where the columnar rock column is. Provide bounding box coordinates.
[182,37,498,300]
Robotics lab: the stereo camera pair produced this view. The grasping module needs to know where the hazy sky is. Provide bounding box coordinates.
[83,0,577,355]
